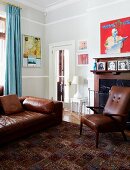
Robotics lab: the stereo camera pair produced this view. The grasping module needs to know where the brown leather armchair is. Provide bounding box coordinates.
[80,86,130,148]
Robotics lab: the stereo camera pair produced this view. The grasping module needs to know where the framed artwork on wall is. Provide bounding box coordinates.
[97,62,106,71]
[77,52,88,66]
[107,61,117,70]
[78,40,87,51]
[23,35,41,67]
[100,17,130,54]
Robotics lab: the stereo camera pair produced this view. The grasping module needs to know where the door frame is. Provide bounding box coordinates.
[49,40,75,101]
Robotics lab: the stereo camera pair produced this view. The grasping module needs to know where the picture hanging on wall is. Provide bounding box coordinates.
[77,52,88,66]
[78,40,87,50]
[100,17,130,54]
[23,35,41,67]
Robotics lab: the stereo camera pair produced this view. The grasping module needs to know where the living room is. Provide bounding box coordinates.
[0,0,130,169]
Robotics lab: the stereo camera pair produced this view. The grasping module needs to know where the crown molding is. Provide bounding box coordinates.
[13,0,81,12]
[45,12,87,26]
[87,0,126,12]
[45,0,81,12]
[14,0,44,12]
[21,17,44,26]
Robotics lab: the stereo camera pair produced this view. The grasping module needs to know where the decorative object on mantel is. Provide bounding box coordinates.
[23,35,41,67]
[100,16,130,54]
[91,56,130,74]
[118,60,129,70]
[93,62,97,70]
[107,60,117,71]
[97,62,106,71]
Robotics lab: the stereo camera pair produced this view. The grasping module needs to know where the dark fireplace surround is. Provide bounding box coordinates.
[94,72,130,127]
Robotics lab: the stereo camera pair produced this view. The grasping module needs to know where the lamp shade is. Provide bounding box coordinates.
[72,76,83,98]
[72,76,82,85]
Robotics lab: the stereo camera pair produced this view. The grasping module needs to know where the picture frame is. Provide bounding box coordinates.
[78,40,87,50]
[100,17,130,54]
[77,52,88,66]
[118,60,129,70]
[107,61,117,71]
[23,34,41,67]
[97,62,106,71]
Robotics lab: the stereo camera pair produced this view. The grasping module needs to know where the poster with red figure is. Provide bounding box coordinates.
[100,17,130,54]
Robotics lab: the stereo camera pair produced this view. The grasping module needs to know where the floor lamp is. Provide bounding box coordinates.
[72,76,82,98]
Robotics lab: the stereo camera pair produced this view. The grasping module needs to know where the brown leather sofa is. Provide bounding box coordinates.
[0,85,3,96]
[0,93,63,145]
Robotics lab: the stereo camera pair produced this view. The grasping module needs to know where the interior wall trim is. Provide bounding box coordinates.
[45,12,87,26]
[87,0,126,12]
[22,76,49,79]
[21,17,44,26]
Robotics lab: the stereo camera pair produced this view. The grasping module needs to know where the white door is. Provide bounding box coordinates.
[49,41,75,107]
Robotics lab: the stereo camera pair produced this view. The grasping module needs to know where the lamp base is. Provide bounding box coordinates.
[73,91,82,99]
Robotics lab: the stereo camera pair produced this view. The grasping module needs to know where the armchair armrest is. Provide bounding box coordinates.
[103,113,126,117]
[87,106,104,114]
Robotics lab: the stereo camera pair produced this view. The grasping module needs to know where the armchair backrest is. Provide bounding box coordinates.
[103,86,130,122]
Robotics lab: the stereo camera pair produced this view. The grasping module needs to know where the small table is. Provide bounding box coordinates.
[70,97,88,115]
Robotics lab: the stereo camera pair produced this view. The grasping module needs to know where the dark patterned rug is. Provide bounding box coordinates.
[0,121,130,170]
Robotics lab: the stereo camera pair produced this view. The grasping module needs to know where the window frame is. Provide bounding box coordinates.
[0,17,5,40]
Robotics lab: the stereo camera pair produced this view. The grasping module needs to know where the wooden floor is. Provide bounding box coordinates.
[63,109,80,124]
[63,109,130,137]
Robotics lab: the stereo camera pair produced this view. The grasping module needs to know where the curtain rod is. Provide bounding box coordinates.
[0,0,22,9]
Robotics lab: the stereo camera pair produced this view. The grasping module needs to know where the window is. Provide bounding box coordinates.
[0,16,6,85]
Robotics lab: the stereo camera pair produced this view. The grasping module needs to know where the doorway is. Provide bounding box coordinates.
[49,41,75,108]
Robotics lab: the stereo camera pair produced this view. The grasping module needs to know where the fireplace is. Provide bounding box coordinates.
[99,79,130,107]
[93,72,130,128]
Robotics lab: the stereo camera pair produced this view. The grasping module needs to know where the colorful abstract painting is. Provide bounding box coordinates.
[100,17,130,54]
[23,35,41,67]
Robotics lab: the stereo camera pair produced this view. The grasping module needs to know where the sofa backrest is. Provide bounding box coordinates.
[0,85,3,96]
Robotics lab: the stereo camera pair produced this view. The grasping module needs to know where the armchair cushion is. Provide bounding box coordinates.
[23,97,54,114]
[0,94,24,115]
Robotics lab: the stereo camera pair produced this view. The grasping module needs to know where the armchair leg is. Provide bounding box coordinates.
[121,131,127,141]
[96,132,99,148]
[80,122,83,135]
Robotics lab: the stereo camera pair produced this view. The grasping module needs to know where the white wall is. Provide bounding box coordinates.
[45,0,88,98]
[87,0,130,89]
[45,0,130,105]
[1,0,130,100]
[21,6,48,98]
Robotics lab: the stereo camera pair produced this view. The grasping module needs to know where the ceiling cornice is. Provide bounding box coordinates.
[44,0,81,12]
[14,0,44,12]
[13,0,81,13]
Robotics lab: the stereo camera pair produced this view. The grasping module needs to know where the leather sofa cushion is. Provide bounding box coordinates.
[0,94,24,115]
[23,97,54,114]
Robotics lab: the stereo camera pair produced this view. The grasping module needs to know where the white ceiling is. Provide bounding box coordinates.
[11,0,80,12]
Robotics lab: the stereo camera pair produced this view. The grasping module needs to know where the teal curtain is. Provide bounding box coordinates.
[4,5,22,96]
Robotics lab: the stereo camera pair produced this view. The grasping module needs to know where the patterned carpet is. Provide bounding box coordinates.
[0,121,130,170]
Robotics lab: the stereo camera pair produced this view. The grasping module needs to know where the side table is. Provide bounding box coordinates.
[70,97,88,115]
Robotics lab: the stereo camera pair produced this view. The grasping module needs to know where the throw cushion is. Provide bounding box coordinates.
[0,94,24,115]
[23,97,54,114]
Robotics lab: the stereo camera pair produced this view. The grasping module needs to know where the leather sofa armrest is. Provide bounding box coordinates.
[19,96,27,104]
[0,85,4,96]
